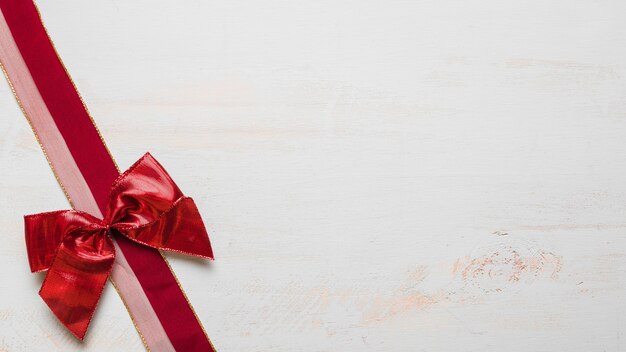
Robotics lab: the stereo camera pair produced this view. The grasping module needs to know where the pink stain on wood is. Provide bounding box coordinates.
[454,248,562,284]
[360,266,444,324]
[360,291,443,325]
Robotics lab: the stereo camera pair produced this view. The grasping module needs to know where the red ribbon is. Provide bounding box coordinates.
[24,153,214,340]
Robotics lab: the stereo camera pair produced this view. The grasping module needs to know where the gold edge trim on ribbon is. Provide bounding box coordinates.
[29,1,215,350]
[159,250,217,351]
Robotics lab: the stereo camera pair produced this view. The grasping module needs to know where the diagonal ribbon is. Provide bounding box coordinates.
[25,153,214,340]
[1,0,218,348]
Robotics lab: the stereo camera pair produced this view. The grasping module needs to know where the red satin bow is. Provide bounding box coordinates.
[25,153,213,340]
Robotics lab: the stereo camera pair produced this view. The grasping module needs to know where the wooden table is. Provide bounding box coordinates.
[1,1,625,350]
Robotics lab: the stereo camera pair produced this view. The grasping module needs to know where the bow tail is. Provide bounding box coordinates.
[39,230,115,340]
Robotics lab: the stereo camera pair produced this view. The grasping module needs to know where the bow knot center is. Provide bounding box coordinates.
[102,222,113,236]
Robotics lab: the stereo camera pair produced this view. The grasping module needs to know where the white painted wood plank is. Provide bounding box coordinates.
[1,1,626,350]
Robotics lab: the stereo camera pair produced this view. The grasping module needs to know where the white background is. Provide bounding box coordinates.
[1,0,626,351]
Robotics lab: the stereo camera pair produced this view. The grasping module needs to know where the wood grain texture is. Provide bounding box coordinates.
[1,0,626,351]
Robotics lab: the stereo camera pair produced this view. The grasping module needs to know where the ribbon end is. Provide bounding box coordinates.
[40,290,90,341]
[183,232,214,260]
[70,326,88,341]
[162,234,214,260]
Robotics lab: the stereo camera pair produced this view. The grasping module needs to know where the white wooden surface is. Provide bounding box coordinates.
[1,1,626,351]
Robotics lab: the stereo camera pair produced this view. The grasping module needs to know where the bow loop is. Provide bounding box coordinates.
[24,152,213,339]
[114,196,214,258]
[105,153,184,226]
[25,210,103,273]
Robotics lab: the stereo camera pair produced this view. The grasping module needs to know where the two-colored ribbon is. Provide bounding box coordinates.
[0,0,217,350]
